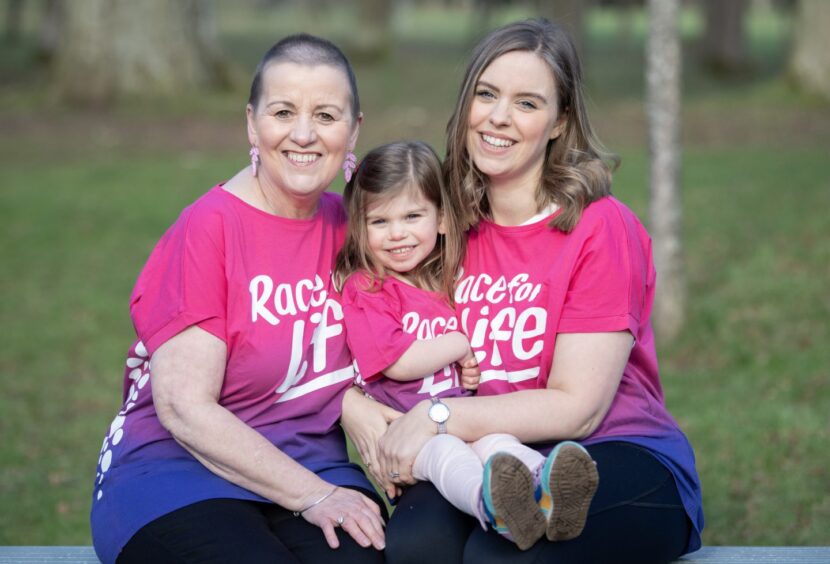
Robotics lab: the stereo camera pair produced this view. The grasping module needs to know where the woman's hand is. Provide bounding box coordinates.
[341,387,402,497]
[377,400,435,486]
[301,486,386,551]
[152,328,383,536]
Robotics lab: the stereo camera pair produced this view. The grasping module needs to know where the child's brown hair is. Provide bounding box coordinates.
[334,140,464,303]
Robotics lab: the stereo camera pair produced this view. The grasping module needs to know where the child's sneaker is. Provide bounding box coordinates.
[482,452,546,550]
[539,441,599,541]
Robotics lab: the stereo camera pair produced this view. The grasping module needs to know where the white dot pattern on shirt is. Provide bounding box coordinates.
[94,341,149,502]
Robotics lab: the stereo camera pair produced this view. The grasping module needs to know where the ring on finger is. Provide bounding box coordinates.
[336,515,345,526]
[389,471,400,479]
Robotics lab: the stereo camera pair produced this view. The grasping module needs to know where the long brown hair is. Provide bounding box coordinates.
[334,141,465,303]
[444,18,618,232]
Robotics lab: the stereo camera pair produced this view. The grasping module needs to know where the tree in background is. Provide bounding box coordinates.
[790,0,830,99]
[536,0,586,57]
[353,0,392,60]
[3,0,23,44]
[37,0,62,63]
[51,0,229,105]
[646,0,685,341]
[701,0,750,74]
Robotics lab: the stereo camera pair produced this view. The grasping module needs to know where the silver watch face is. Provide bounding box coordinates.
[428,401,450,424]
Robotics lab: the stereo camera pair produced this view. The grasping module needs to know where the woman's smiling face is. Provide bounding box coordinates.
[466,51,565,189]
[247,61,358,204]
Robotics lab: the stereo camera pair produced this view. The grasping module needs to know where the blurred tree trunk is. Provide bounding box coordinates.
[536,0,586,57]
[615,0,642,51]
[646,0,685,341]
[702,0,750,73]
[4,0,23,43]
[471,0,498,39]
[790,0,830,99]
[352,0,392,60]
[52,0,228,105]
[37,0,63,62]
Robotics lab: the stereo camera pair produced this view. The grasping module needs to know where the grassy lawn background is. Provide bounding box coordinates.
[1,2,828,547]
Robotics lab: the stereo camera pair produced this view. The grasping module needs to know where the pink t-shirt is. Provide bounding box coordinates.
[91,186,369,564]
[458,196,702,550]
[458,196,674,438]
[340,275,470,413]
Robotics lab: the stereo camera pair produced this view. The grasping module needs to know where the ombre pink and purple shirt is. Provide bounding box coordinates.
[90,187,370,564]
[458,196,703,553]
[340,275,470,413]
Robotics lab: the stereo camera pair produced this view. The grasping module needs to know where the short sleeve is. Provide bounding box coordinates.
[340,277,416,382]
[558,202,650,337]
[129,202,227,356]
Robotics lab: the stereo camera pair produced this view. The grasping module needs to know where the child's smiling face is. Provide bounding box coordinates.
[365,184,444,277]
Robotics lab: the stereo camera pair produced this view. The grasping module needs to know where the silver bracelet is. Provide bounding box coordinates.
[292,486,338,516]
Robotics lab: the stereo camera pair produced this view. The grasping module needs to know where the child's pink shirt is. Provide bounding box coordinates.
[340,274,470,413]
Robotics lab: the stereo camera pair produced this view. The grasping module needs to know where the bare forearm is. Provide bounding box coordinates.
[151,327,332,512]
[442,332,630,442]
[377,388,600,488]
[380,332,630,486]
[384,332,470,381]
[442,388,600,442]
[150,327,386,551]
[161,399,332,511]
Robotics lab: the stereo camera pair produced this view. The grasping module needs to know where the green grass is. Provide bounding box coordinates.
[0,157,227,543]
[3,147,827,546]
[1,2,829,548]
[614,147,830,545]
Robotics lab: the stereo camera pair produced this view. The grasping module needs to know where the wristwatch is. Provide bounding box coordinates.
[428,397,450,434]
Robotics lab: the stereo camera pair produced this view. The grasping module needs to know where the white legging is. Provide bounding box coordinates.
[411,433,545,527]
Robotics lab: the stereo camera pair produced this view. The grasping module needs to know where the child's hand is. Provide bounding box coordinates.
[459,354,480,391]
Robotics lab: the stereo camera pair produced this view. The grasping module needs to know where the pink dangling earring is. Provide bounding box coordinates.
[342,150,357,182]
[249,146,260,177]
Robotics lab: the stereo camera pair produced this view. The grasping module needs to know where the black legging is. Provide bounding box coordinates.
[118,488,386,564]
[386,441,692,564]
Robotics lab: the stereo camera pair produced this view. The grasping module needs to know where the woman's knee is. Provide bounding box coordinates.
[385,482,475,564]
[118,499,290,564]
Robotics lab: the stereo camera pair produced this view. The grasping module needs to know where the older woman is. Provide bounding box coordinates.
[90,34,385,564]
[343,19,703,564]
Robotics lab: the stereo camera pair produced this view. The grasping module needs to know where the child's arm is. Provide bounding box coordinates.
[383,331,472,382]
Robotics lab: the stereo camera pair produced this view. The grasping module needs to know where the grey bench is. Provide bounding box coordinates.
[0,547,99,563]
[2,546,830,563]
[673,546,830,562]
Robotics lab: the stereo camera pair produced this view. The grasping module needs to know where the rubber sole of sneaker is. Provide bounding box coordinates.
[484,453,546,551]
[541,442,599,542]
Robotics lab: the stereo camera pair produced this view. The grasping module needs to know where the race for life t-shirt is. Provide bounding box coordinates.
[340,274,470,413]
[90,186,370,564]
[457,196,704,553]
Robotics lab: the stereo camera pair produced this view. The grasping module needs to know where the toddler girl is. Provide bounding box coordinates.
[335,141,596,550]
